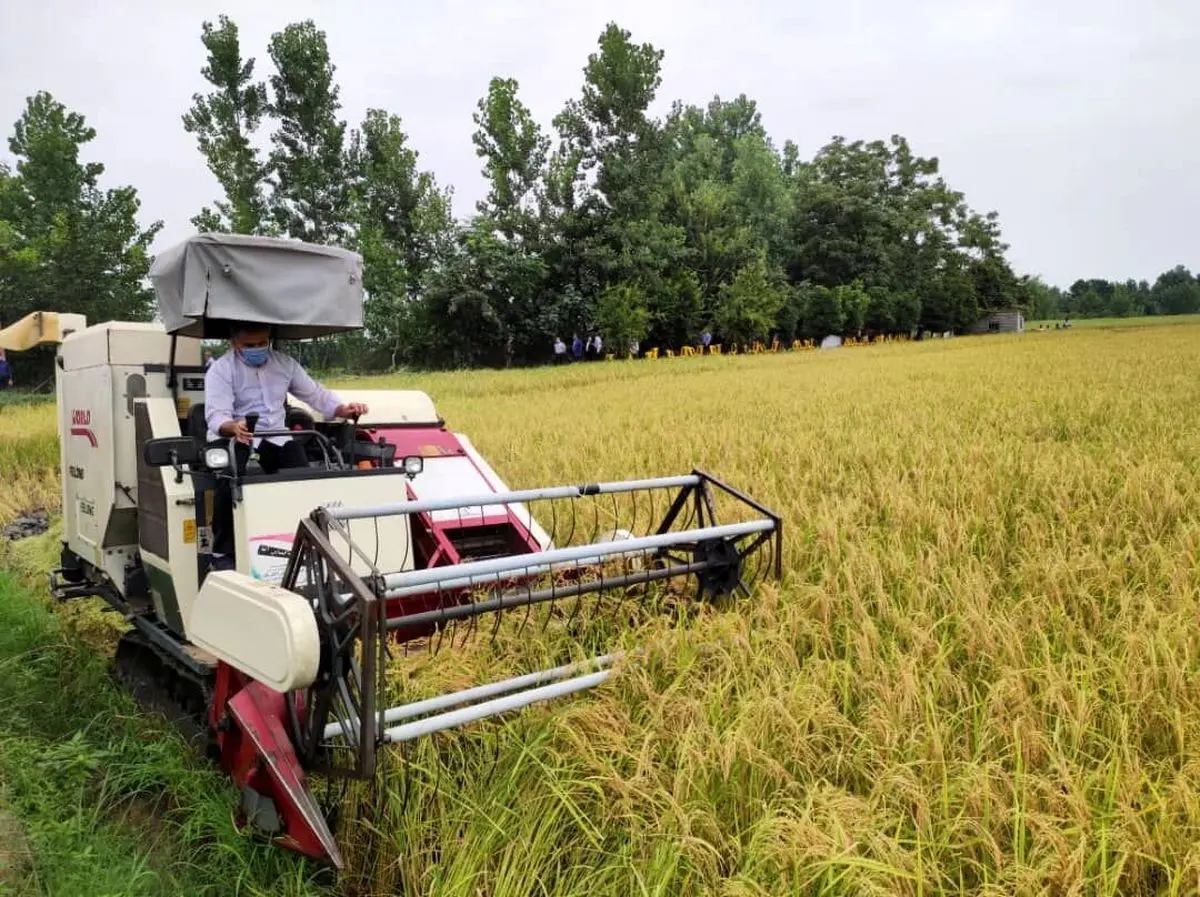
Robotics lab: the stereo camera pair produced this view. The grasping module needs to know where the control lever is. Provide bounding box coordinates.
[229,413,259,503]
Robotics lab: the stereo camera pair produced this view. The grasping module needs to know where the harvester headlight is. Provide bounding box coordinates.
[402,455,423,477]
[205,446,232,470]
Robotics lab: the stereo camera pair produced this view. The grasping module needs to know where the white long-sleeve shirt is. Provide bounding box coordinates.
[203,349,342,447]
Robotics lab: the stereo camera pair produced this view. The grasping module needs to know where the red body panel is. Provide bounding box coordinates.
[358,423,546,643]
[211,663,342,869]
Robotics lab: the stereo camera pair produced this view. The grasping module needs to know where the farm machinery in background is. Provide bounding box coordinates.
[0,233,782,870]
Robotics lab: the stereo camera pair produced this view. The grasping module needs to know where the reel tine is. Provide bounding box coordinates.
[753,535,771,589]
[456,578,479,651]
[432,585,448,656]
[607,549,633,626]
[517,571,538,638]
[590,546,608,621]
[397,511,410,573]
[547,495,559,550]
[564,559,586,633]
[561,494,578,548]
[649,482,657,535]
[678,494,698,542]
[372,515,382,570]
[446,590,461,654]
[542,561,567,635]
[588,491,601,546]
[488,581,505,644]
[539,576,555,634]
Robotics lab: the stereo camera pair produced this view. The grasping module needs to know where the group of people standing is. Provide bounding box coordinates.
[552,333,605,363]
[552,329,716,364]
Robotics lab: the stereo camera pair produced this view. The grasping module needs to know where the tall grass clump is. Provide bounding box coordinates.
[1,320,1199,895]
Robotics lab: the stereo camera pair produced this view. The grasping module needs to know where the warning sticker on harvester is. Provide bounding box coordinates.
[248,533,294,585]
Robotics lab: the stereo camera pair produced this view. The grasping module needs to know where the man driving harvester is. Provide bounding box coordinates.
[204,320,368,570]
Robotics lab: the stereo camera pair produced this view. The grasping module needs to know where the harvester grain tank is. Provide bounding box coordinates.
[0,233,783,870]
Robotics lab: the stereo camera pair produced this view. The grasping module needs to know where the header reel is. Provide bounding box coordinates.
[224,469,781,867]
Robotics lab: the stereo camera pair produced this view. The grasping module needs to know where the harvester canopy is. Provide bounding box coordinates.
[147,233,364,340]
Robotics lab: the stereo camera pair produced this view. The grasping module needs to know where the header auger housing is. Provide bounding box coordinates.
[12,232,782,871]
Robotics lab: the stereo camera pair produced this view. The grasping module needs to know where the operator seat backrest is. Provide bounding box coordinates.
[187,402,208,451]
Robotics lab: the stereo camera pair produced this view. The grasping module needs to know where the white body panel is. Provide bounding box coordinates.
[61,362,114,553]
[287,388,439,426]
[136,398,203,629]
[234,475,416,585]
[56,322,205,588]
[186,571,320,692]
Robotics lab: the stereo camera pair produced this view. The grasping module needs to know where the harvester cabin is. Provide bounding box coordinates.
[971,308,1025,334]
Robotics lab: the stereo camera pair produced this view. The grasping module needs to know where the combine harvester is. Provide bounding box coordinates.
[0,233,782,870]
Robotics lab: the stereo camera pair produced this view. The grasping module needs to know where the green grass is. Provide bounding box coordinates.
[0,565,334,897]
[0,391,54,409]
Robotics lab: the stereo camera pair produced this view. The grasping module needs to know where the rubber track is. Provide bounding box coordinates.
[110,628,217,757]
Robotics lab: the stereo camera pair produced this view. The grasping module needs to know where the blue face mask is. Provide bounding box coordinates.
[241,346,270,367]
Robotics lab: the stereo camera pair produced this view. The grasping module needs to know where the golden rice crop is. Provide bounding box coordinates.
[0,402,59,524]
[2,322,1200,896]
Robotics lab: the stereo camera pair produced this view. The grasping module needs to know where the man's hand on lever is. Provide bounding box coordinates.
[334,401,369,420]
[218,418,254,444]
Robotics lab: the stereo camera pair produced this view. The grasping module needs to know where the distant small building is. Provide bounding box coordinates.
[971,308,1025,334]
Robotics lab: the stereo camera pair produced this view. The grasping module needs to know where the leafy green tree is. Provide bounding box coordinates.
[797,283,843,339]
[713,251,787,345]
[160,14,1193,370]
[1150,266,1200,316]
[594,282,650,355]
[472,77,549,244]
[415,221,550,368]
[265,20,351,244]
[181,15,270,234]
[547,22,684,315]
[0,92,161,327]
[458,76,558,362]
[346,108,455,366]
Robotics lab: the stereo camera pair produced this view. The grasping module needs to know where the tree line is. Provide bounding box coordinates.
[2,16,1197,375]
[1024,270,1200,321]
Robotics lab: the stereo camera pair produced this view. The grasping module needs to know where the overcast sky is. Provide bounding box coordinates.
[0,0,1195,288]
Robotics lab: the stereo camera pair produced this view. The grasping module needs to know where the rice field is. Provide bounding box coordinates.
[2,320,1200,895]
